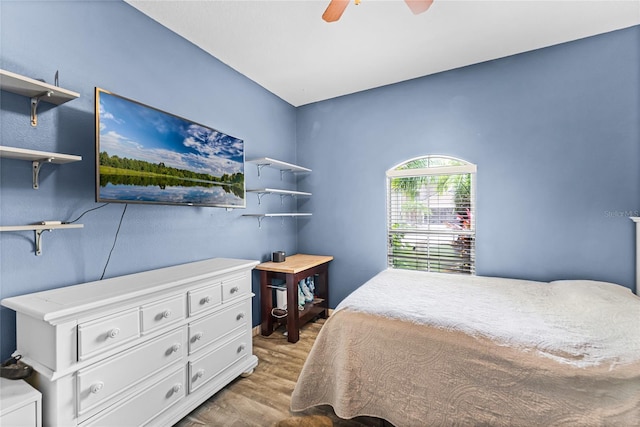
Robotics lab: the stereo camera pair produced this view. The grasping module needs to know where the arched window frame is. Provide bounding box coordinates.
[386,155,477,275]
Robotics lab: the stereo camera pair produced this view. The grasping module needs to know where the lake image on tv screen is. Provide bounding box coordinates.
[97,91,244,207]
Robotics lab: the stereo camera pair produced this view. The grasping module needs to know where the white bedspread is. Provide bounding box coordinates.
[335,269,640,368]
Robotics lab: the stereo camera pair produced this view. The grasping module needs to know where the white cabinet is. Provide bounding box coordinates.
[0,378,42,427]
[1,258,259,427]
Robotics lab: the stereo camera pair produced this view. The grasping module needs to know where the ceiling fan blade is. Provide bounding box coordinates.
[404,0,434,15]
[323,0,350,22]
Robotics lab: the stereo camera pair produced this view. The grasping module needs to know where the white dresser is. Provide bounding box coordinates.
[1,258,259,427]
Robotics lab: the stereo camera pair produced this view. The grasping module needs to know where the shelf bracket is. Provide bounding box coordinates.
[32,158,53,190]
[280,194,294,205]
[280,169,291,181]
[30,90,53,127]
[256,163,269,178]
[34,228,52,256]
[256,192,267,205]
[256,216,265,229]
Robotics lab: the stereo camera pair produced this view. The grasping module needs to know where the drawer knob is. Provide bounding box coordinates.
[237,344,246,353]
[195,369,205,379]
[194,332,204,341]
[202,296,211,304]
[108,328,120,339]
[230,286,239,294]
[236,312,245,320]
[172,383,182,394]
[171,343,181,353]
[162,309,172,319]
[90,382,104,394]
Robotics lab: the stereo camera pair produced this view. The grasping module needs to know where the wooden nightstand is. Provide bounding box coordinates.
[256,254,333,343]
[0,378,42,427]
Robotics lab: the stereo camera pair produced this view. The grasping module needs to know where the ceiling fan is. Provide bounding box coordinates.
[323,0,434,22]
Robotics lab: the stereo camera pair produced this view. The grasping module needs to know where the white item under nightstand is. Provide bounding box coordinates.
[0,377,42,427]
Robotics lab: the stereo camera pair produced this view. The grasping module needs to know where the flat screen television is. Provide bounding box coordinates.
[95,87,245,208]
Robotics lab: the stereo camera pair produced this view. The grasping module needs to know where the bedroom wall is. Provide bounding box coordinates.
[296,26,640,306]
[0,1,298,359]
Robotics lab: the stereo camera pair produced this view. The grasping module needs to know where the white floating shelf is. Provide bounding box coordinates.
[0,69,79,105]
[247,188,312,205]
[0,146,82,189]
[0,223,83,256]
[0,68,79,126]
[242,213,312,228]
[243,213,312,218]
[0,223,83,232]
[247,157,311,178]
[0,146,82,164]
[247,188,312,196]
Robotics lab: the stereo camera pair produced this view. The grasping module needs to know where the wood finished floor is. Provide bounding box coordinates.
[174,320,384,427]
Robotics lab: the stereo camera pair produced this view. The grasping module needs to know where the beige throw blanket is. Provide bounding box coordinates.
[291,271,640,426]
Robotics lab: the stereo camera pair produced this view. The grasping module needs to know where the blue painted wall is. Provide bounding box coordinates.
[0,1,298,359]
[1,1,638,361]
[296,26,640,306]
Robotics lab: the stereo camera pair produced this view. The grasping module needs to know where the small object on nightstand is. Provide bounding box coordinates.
[272,251,286,262]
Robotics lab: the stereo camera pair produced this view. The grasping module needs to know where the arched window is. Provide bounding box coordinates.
[386,156,476,275]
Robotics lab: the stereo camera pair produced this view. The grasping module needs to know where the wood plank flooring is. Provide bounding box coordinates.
[174,320,384,427]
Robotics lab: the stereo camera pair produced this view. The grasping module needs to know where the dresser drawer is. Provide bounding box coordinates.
[77,308,140,360]
[188,283,221,317]
[221,274,250,303]
[77,328,184,415]
[140,295,185,333]
[83,367,185,427]
[188,332,249,393]
[188,300,250,354]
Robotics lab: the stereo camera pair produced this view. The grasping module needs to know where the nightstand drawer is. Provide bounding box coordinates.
[188,283,221,317]
[78,308,140,360]
[188,332,249,393]
[141,295,185,333]
[221,274,250,302]
[188,300,249,354]
[77,328,184,415]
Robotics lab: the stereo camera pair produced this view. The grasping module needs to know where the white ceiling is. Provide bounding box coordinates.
[125,0,640,107]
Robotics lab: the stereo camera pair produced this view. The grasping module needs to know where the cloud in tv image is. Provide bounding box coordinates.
[96,89,245,207]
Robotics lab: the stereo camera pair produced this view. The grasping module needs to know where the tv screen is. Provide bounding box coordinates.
[95,88,245,208]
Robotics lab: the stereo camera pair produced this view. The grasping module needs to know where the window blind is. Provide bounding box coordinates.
[387,160,476,275]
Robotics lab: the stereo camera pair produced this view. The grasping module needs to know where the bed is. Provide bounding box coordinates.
[290,269,640,426]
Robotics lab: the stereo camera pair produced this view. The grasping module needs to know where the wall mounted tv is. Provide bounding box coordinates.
[95,87,245,208]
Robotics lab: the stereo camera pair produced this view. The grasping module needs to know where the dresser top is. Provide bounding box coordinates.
[1,258,258,323]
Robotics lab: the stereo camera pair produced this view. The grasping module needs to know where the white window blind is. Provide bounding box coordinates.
[387,156,476,275]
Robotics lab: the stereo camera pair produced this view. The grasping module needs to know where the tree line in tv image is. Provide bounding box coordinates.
[99,152,244,200]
